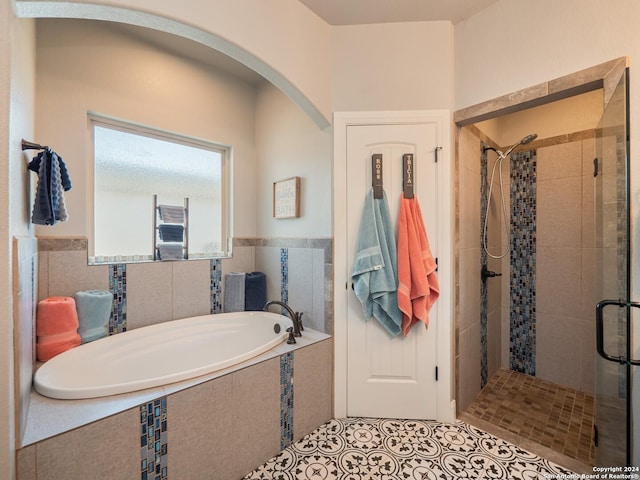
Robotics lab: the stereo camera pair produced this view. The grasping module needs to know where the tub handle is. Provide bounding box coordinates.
[286,327,296,345]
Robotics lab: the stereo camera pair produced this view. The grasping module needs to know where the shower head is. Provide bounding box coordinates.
[501,133,538,158]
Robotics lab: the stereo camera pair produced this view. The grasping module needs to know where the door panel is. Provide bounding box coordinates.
[594,68,631,466]
[346,123,439,419]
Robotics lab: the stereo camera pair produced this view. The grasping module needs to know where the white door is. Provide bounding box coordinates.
[346,122,440,419]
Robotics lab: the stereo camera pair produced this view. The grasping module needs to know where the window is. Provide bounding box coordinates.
[89,115,231,263]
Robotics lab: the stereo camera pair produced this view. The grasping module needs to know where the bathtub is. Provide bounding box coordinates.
[33,311,294,400]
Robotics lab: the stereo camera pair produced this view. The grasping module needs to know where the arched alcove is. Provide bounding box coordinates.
[15,0,332,129]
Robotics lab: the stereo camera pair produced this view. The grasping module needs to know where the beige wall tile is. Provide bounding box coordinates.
[458,247,481,334]
[459,126,482,175]
[537,176,581,248]
[458,166,481,250]
[580,247,597,321]
[126,261,173,329]
[37,251,48,301]
[36,409,139,480]
[46,250,109,297]
[537,141,582,181]
[168,375,234,479]
[457,321,481,412]
[172,260,211,319]
[293,339,333,441]
[16,445,36,480]
[486,309,501,380]
[232,358,280,478]
[222,245,255,276]
[536,246,581,317]
[536,314,591,392]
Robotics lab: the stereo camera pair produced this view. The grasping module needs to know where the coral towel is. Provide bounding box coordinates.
[36,296,81,361]
[397,193,439,336]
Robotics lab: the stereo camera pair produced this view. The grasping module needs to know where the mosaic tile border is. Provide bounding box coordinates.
[280,248,289,305]
[480,143,489,388]
[210,258,222,314]
[280,352,294,450]
[509,150,536,376]
[109,263,127,334]
[140,397,168,480]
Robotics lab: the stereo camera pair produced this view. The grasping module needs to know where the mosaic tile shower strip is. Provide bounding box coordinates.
[140,397,168,480]
[109,263,127,334]
[210,258,222,314]
[509,150,536,376]
[480,143,489,388]
[280,248,289,305]
[280,352,294,450]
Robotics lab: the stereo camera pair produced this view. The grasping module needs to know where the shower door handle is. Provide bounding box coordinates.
[595,299,640,365]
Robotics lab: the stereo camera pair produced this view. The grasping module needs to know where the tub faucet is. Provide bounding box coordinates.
[263,300,303,337]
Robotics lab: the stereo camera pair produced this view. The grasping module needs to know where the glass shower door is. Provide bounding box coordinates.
[594,67,631,467]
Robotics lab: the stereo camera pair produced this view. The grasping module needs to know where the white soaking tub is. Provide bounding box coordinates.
[34,311,294,400]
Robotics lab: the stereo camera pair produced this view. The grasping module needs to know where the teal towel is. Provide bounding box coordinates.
[74,290,112,343]
[351,189,402,336]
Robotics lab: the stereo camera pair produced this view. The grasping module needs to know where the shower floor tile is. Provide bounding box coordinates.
[464,368,594,468]
[244,417,574,479]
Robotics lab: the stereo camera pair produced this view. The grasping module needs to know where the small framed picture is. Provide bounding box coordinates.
[273,176,300,219]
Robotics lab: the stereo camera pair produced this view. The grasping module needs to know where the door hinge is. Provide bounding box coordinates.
[593,157,598,177]
[434,146,442,163]
[435,257,438,272]
[435,366,439,381]
[593,424,599,447]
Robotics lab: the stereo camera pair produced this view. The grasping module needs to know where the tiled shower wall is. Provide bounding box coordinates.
[457,126,502,412]
[531,138,596,393]
[497,135,597,394]
[456,127,597,413]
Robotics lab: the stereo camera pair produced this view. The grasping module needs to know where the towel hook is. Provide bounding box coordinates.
[402,153,415,199]
[372,154,383,199]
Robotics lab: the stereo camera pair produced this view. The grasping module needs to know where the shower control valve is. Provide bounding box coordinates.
[481,265,502,281]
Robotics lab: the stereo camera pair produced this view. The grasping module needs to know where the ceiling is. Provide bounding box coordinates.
[298,0,501,25]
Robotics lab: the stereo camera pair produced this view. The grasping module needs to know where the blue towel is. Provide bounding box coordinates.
[158,224,184,242]
[245,272,267,311]
[157,244,184,260]
[224,272,246,312]
[158,205,185,223]
[351,189,402,336]
[28,149,72,226]
[74,290,112,343]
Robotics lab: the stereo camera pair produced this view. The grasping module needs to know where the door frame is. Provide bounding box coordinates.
[333,110,455,422]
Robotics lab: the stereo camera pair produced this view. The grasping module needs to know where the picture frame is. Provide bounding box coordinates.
[273,176,300,219]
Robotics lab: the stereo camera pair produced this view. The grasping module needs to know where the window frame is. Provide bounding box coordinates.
[87,113,232,264]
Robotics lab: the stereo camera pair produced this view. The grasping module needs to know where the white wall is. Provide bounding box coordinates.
[456,0,640,463]
[332,21,454,111]
[1,2,35,477]
[254,84,332,237]
[16,0,333,129]
[35,19,258,241]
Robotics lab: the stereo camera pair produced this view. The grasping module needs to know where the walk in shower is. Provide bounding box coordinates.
[455,60,631,471]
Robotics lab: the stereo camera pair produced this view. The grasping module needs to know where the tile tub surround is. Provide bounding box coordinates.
[17,336,333,480]
[37,236,333,334]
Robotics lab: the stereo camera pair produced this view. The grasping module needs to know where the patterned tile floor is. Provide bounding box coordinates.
[464,369,594,468]
[244,417,574,479]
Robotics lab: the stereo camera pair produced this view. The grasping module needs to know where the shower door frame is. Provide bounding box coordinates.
[453,56,631,464]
